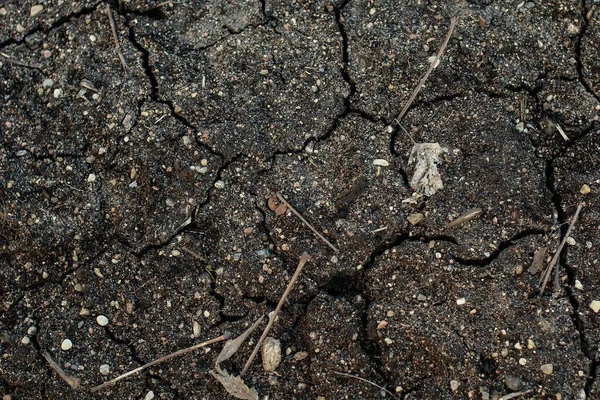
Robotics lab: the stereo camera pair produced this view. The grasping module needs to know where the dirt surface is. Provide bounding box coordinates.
[1,1,599,399]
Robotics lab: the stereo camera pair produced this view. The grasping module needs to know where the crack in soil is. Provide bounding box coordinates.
[575,1,600,103]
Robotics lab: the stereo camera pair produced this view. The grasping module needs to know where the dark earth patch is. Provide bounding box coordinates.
[1,1,599,399]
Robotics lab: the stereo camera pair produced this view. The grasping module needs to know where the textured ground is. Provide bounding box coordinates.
[1,1,599,399]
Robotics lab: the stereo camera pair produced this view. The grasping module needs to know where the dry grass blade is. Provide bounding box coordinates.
[539,202,584,294]
[105,3,128,77]
[216,315,264,365]
[0,54,43,69]
[332,371,399,399]
[210,365,258,400]
[499,389,533,400]
[89,332,230,392]
[446,207,482,228]
[42,350,82,389]
[241,252,311,376]
[276,193,338,252]
[395,16,457,123]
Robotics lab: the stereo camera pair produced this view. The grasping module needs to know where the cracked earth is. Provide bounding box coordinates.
[1,0,600,399]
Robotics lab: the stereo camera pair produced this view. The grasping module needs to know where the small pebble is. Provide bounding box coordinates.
[580,184,591,194]
[87,174,96,182]
[21,336,30,345]
[590,300,600,313]
[527,338,535,349]
[96,315,109,326]
[574,280,583,290]
[144,391,155,400]
[99,364,110,375]
[204,310,210,318]
[450,380,460,391]
[407,213,424,225]
[193,321,201,337]
[27,326,37,335]
[0,7,7,16]
[30,4,44,16]
[214,180,225,189]
[456,298,466,305]
[515,265,523,275]
[566,237,576,246]
[53,88,62,98]
[61,339,73,351]
[518,358,527,366]
[171,249,180,257]
[541,363,553,375]
[417,294,427,301]
[262,337,282,372]
[515,121,525,132]
[42,78,54,88]
[505,374,522,391]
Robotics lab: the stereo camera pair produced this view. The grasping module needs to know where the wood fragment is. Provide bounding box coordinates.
[332,371,399,399]
[90,332,230,392]
[446,208,482,228]
[241,253,310,376]
[105,3,128,77]
[395,16,457,123]
[528,247,547,274]
[276,193,338,252]
[42,350,82,389]
[499,389,533,400]
[556,124,570,141]
[539,203,584,294]
[0,53,43,69]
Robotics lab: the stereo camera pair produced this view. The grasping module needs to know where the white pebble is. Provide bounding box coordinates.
[540,363,553,375]
[144,391,155,400]
[590,300,600,313]
[89,34,97,42]
[518,358,527,365]
[99,364,110,375]
[193,321,201,337]
[53,88,63,98]
[214,180,225,189]
[42,78,54,88]
[450,380,460,391]
[204,310,210,318]
[574,280,583,290]
[30,4,44,16]
[96,315,109,326]
[456,298,466,306]
[27,326,37,335]
[61,339,73,351]
[566,237,576,246]
[262,337,282,372]
[87,173,96,182]
[21,336,30,345]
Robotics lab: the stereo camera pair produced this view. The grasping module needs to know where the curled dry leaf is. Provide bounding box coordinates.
[210,365,259,400]
[215,315,264,365]
[407,143,446,197]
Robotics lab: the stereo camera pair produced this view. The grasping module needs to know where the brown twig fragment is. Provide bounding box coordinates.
[446,207,482,228]
[105,3,128,77]
[499,389,534,400]
[241,252,311,376]
[332,371,399,399]
[275,193,339,252]
[90,332,230,393]
[395,16,457,123]
[539,202,584,294]
[42,350,82,389]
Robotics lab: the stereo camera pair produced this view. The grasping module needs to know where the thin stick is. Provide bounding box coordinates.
[241,253,311,376]
[332,371,399,399]
[42,350,82,389]
[499,390,533,400]
[90,332,230,393]
[105,3,128,77]
[539,202,584,294]
[395,16,457,123]
[276,193,338,252]
[0,54,43,69]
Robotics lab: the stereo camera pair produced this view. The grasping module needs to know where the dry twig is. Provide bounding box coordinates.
[42,350,82,389]
[446,207,482,228]
[0,53,43,69]
[276,193,338,252]
[90,332,230,392]
[499,389,534,400]
[332,371,398,399]
[395,16,457,123]
[539,202,584,294]
[105,3,128,77]
[241,252,311,375]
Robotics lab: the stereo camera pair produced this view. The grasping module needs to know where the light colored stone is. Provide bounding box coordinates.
[580,184,591,194]
[590,300,600,313]
[541,363,553,375]
[99,364,110,375]
[193,321,201,337]
[456,298,466,305]
[373,159,389,167]
[61,339,73,351]
[262,337,282,372]
[450,380,460,391]
[574,280,583,290]
[30,5,43,16]
[96,315,109,326]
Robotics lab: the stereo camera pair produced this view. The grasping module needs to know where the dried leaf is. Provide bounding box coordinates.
[407,143,446,197]
[274,203,287,216]
[210,366,259,400]
[529,247,547,274]
[215,316,264,365]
